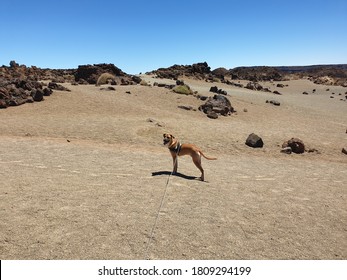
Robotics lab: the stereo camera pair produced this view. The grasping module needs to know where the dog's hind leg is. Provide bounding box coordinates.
[192,154,204,181]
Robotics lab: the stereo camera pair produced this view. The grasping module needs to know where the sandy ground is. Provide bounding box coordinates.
[0,76,346,260]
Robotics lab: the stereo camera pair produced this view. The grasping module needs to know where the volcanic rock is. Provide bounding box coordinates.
[245,81,263,91]
[0,61,78,108]
[210,86,227,95]
[0,99,8,108]
[147,62,211,80]
[43,88,53,96]
[31,88,44,102]
[211,67,229,79]
[48,82,71,91]
[207,111,218,119]
[282,138,305,154]
[74,63,139,85]
[245,133,264,148]
[9,60,19,68]
[266,100,281,106]
[178,105,195,111]
[229,66,283,81]
[210,86,218,93]
[199,94,235,119]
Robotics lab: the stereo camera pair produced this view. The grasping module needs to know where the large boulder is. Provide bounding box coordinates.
[48,82,71,91]
[245,81,263,91]
[0,99,7,108]
[209,86,227,95]
[9,60,19,68]
[31,88,44,102]
[199,94,235,119]
[210,86,218,93]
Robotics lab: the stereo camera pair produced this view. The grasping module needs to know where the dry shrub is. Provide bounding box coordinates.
[96,73,116,86]
[172,84,193,95]
[140,80,150,86]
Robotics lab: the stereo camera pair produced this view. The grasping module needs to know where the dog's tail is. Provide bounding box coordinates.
[200,151,217,160]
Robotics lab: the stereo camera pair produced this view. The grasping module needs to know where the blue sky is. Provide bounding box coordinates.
[1,0,346,74]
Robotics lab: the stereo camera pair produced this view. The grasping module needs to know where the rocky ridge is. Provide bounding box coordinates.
[2,60,346,109]
[148,62,347,87]
[0,61,141,109]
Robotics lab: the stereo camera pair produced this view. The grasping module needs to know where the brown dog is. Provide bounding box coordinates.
[163,133,217,181]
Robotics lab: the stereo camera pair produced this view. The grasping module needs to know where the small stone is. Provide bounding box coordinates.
[281,147,292,154]
[178,105,194,111]
[207,111,218,119]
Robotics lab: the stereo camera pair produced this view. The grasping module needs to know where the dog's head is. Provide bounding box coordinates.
[163,133,175,145]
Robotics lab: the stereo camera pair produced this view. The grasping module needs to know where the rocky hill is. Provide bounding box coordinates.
[229,64,347,86]
[276,64,347,86]
[0,61,141,109]
[148,62,347,87]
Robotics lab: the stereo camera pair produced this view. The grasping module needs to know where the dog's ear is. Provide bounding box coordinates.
[163,133,175,139]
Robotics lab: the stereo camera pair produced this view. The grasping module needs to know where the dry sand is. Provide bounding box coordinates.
[0,77,346,259]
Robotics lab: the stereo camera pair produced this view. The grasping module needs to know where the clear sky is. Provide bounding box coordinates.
[1,0,346,74]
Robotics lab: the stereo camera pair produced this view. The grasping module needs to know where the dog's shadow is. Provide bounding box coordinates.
[152,171,198,181]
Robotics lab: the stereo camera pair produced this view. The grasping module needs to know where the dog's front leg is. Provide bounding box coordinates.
[171,154,178,174]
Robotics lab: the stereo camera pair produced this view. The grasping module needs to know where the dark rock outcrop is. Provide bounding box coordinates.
[229,66,283,81]
[0,61,141,109]
[0,61,76,108]
[211,67,229,79]
[147,62,211,80]
[209,86,227,95]
[74,63,140,85]
[31,88,44,102]
[199,94,235,119]
[245,81,263,91]
[0,78,47,108]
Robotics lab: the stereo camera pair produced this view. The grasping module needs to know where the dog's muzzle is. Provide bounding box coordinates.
[163,139,170,145]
